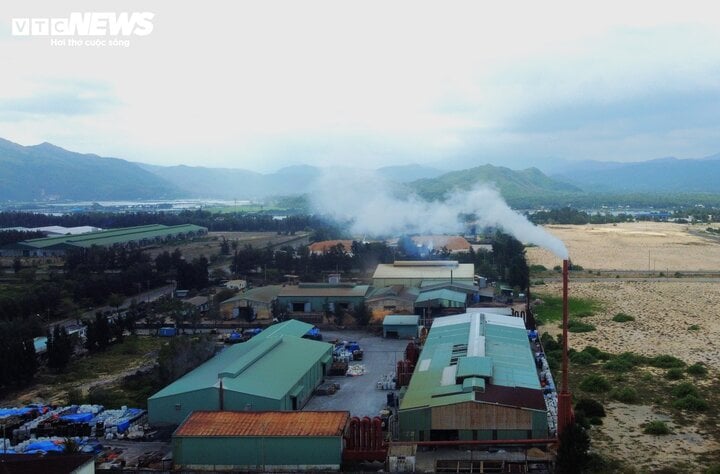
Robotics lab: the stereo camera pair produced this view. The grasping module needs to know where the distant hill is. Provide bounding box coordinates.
[410,164,583,204]
[376,164,445,182]
[551,154,720,193]
[0,138,183,201]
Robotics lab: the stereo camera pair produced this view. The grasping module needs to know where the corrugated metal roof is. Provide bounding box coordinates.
[415,289,467,305]
[14,224,207,249]
[411,235,471,251]
[149,319,331,401]
[175,411,349,437]
[400,312,542,412]
[373,262,474,280]
[221,285,283,305]
[383,315,419,326]
[278,285,369,298]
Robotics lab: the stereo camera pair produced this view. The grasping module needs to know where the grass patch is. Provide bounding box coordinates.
[612,312,635,322]
[55,336,164,384]
[533,293,603,323]
[671,382,699,398]
[643,420,671,435]
[566,320,596,333]
[570,350,597,365]
[579,374,611,393]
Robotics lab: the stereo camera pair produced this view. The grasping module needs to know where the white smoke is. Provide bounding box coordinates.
[309,169,569,259]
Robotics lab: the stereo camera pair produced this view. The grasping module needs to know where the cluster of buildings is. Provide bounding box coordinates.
[220,259,495,325]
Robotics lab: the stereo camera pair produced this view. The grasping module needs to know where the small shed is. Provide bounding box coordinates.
[383,315,420,339]
[172,411,349,471]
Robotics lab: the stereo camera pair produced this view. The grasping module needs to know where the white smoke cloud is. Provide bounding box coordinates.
[309,169,569,259]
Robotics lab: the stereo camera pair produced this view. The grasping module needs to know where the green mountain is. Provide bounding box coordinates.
[411,164,582,205]
[0,138,184,201]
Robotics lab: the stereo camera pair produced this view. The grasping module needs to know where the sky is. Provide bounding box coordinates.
[1,1,719,173]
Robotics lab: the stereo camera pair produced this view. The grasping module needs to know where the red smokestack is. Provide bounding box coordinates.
[557,259,574,436]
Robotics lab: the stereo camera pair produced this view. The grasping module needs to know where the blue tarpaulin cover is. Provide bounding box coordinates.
[61,412,93,423]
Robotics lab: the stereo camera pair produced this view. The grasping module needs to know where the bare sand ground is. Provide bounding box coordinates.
[540,280,720,368]
[528,222,720,470]
[527,222,720,271]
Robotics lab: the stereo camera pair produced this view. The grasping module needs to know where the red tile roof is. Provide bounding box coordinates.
[174,411,349,437]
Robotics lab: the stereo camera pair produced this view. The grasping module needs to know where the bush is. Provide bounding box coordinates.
[583,346,611,360]
[650,355,685,369]
[671,382,699,398]
[673,395,709,411]
[66,387,85,405]
[612,312,635,322]
[570,351,597,365]
[604,358,634,373]
[567,320,596,333]
[688,324,700,331]
[665,368,684,380]
[687,363,708,377]
[643,420,671,435]
[541,332,561,351]
[589,416,603,425]
[610,387,638,403]
[574,398,605,418]
[579,374,611,393]
[530,264,548,273]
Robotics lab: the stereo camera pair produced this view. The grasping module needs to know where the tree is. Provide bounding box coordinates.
[353,302,370,327]
[555,422,591,474]
[12,258,21,274]
[46,325,73,371]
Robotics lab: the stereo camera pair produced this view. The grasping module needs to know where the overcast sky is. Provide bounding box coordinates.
[1,1,719,172]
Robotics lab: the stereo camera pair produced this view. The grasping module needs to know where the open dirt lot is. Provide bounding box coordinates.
[527,222,720,271]
[531,222,720,471]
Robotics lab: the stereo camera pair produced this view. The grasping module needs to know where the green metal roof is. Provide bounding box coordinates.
[415,288,467,305]
[400,312,540,411]
[13,224,207,250]
[383,315,420,326]
[149,319,331,401]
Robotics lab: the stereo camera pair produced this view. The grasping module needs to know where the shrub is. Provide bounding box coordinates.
[530,264,547,273]
[688,324,700,331]
[673,395,709,411]
[643,420,671,435]
[610,387,638,403]
[541,332,561,351]
[671,382,699,398]
[574,398,605,418]
[66,387,85,405]
[583,346,611,360]
[570,351,597,365]
[612,313,635,322]
[567,320,596,333]
[589,416,603,425]
[687,363,708,377]
[604,358,634,373]
[650,355,685,369]
[665,368,684,380]
[579,374,611,393]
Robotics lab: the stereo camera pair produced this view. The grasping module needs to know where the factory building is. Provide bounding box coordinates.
[372,261,474,288]
[382,315,420,339]
[0,224,208,257]
[399,312,548,441]
[219,285,283,321]
[172,411,349,471]
[277,283,370,320]
[148,320,332,426]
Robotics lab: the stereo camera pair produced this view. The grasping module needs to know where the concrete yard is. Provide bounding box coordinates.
[303,330,409,418]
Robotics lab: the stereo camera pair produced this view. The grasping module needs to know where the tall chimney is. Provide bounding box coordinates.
[557,259,574,436]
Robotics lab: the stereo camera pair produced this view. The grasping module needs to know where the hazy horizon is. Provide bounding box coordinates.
[2,1,720,172]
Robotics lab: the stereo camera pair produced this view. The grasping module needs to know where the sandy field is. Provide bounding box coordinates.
[526,222,720,271]
[529,222,720,470]
[540,280,720,368]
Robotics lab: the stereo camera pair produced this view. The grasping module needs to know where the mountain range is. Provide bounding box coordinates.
[1,137,719,204]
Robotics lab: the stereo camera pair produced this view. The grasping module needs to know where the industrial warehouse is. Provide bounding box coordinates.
[0,223,208,257]
[398,311,548,441]
[148,320,332,425]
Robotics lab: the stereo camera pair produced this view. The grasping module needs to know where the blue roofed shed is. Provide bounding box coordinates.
[382,315,420,339]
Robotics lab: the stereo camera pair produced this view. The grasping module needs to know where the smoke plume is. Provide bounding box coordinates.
[309,170,569,259]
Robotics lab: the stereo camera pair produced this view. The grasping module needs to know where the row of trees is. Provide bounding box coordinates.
[528,207,635,225]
